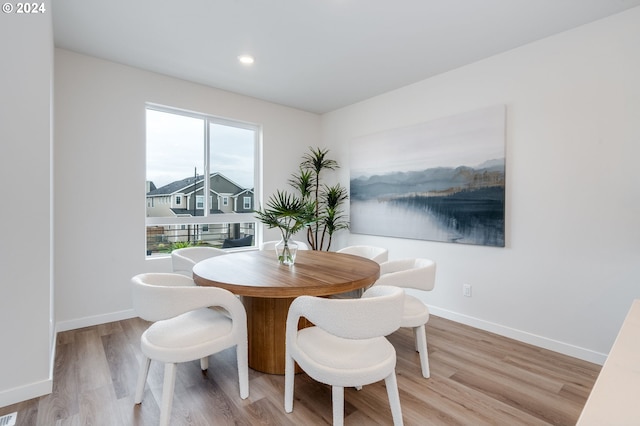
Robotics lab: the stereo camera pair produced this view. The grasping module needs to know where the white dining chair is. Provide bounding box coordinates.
[285,285,405,426]
[335,245,389,298]
[374,258,436,378]
[260,239,310,251]
[171,246,228,276]
[337,245,389,264]
[132,273,249,426]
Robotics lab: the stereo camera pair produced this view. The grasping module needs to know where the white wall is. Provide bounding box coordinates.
[0,2,54,406]
[54,49,321,329]
[322,7,640,364]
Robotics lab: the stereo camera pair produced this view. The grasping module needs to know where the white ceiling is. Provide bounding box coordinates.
[52,0,640,114]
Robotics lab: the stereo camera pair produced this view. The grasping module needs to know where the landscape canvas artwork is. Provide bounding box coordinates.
[349,105,506,247]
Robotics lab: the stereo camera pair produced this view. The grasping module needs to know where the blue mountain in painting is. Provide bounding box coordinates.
[350,159,505,200]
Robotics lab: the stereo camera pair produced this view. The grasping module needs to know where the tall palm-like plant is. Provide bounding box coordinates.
[288,147,349,251]
[319,184,349,250]
[257,147,349,252]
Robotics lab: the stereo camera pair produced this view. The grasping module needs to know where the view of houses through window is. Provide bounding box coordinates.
[145,105,259,256]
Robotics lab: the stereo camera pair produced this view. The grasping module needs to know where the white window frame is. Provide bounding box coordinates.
[145,103,261,235]
[243,196,252,210]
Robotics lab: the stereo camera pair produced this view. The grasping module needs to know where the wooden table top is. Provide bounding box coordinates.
[192,250,380,298]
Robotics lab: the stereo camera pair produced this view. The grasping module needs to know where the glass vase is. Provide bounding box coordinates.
[275,237,298,265]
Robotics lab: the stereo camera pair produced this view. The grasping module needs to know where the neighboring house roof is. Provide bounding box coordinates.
[236,188,254,196]
[147,175,203,196]
[146,172,251,197]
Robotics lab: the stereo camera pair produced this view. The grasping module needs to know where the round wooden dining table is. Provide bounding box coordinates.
[192,249,380,374]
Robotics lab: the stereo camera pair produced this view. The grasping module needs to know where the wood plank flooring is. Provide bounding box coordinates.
[1,316,600,425]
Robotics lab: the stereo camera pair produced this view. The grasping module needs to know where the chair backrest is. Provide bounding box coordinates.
[376,258,436,292]
[260,240,310,251]
[286,285,404,341]
[337,245,389,264]
[131,273,245,324]
[171,246,228,276]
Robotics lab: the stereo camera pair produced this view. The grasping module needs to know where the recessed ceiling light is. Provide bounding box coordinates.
[238,55,255,65]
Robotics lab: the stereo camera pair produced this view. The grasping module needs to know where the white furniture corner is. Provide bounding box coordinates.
[577,299,640,425]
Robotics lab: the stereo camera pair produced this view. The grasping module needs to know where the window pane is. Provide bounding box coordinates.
[145,106,259,257]
[146,109,204,218]
[209,123,254,189]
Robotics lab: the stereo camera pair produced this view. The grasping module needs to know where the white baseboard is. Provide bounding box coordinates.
[429,306,607,365]
[56,309,136,332]
[0,379,52,409]
[0,321,58,408]
[0,310,138,409]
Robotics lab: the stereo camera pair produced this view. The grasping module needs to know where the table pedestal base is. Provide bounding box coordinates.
[242,296,308,374]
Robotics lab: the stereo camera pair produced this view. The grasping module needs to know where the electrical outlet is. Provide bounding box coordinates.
[463,284,472,297]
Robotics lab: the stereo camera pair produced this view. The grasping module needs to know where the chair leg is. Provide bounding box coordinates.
[200,356,209,371]
[134,356,151,404]
[236,341,249,399]
[384,371,404,426]
[332,386,345,426]
[284,352,295,413]
[415,324,430,378]
[159,363,177,426]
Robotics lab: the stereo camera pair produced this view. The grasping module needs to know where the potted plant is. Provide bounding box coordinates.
[289,147,349,251]
[254,190,316,265]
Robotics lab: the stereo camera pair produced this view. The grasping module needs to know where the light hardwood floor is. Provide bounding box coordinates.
[1,315,600,425]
